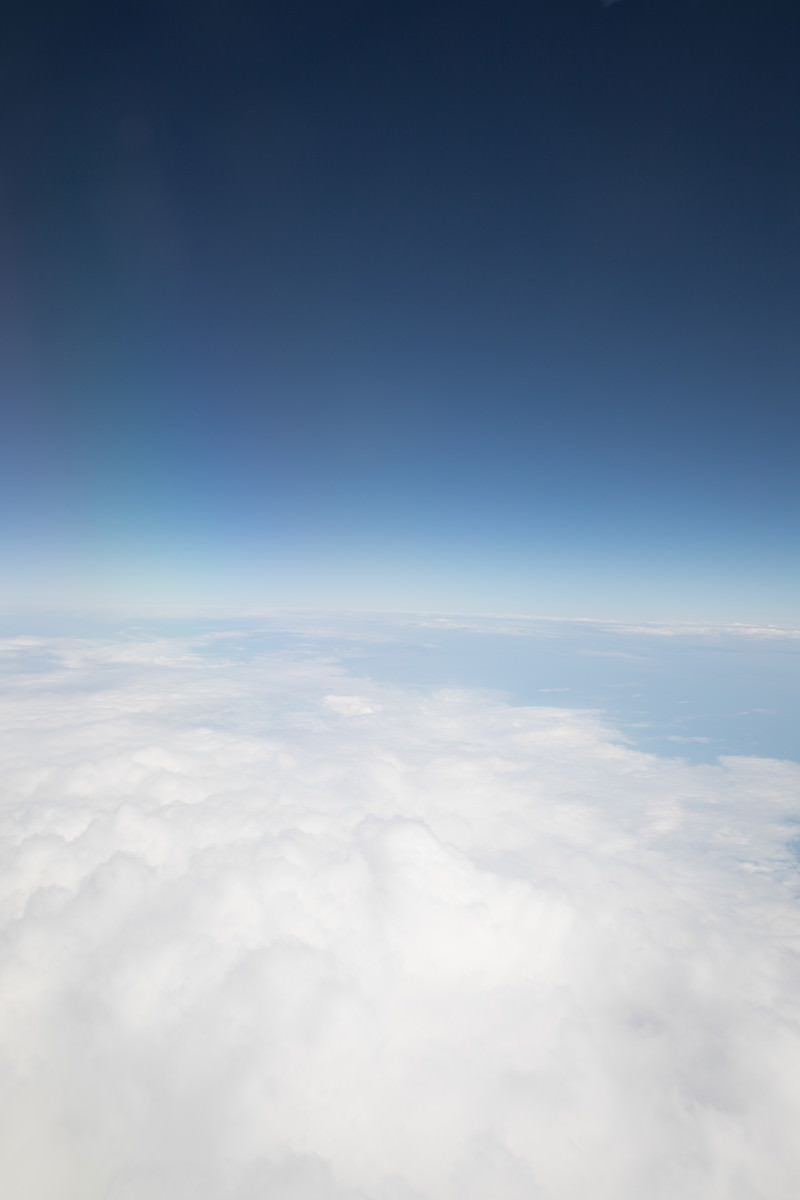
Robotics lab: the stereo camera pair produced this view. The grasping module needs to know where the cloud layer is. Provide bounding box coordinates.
[1,629,800,1199]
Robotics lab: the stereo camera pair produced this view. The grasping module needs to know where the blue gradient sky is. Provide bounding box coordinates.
[2,0,799,619]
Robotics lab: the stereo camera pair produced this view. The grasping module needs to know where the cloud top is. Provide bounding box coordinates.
[1,630,799,1199]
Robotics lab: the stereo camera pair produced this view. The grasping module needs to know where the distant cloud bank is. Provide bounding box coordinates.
[1,629,799,1199]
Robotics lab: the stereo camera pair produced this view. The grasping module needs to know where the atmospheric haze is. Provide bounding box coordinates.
[2,618,799,1200]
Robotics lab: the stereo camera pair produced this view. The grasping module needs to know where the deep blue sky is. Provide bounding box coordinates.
[2,0,799,618]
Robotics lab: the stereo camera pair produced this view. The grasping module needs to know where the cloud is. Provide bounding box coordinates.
[1,628,800,1199]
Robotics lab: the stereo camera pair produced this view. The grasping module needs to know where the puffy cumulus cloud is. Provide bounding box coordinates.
[1,630,800,1200]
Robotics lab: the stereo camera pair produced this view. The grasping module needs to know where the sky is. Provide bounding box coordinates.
[2,0,799,619]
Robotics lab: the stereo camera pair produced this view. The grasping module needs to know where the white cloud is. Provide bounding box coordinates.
[324,694,381,717]
[1,628,799,1199]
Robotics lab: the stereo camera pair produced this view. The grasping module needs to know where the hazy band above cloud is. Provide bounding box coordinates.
[1,629,799,1199]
